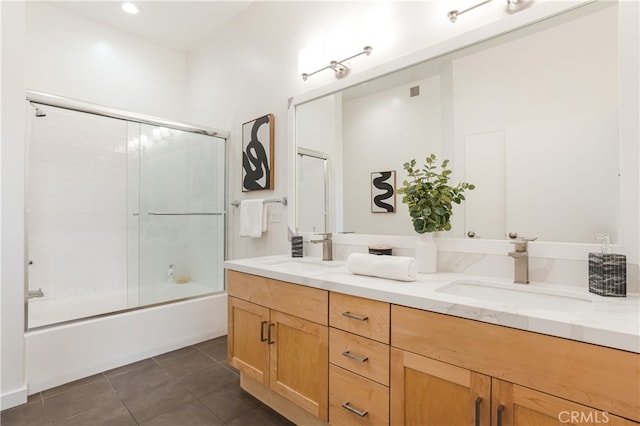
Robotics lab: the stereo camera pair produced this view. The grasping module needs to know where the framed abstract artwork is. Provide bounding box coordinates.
[371,170,396,213]
[242,113,274,191]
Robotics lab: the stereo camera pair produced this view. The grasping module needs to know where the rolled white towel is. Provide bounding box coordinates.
[347,253,418,282]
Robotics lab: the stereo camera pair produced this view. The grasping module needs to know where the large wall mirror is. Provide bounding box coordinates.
[294,1,625,245]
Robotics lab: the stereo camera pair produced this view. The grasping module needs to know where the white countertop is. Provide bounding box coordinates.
[224,254,640,353]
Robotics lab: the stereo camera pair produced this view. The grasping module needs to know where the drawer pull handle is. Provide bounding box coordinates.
[260,321,268,342]
[497,404,505,426]
[342,311,368,321]
[342,351,368,363]
[475,397,482,426]
[341,401,368,417]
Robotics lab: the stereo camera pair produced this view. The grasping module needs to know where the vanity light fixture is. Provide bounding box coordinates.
[301,46,373,81]
[121,2,139,15]
[448,0,531,22]
[448,0,493,23]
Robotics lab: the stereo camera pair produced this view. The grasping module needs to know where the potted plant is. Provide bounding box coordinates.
[397,154,475,272]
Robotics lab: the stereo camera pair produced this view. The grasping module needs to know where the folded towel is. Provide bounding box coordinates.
[347,253,418,282]
[239,199,268,238]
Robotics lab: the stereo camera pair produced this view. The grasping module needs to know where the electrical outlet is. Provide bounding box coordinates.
[270,212,281,223]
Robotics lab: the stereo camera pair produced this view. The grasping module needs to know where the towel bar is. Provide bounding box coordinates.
[231,196,287,207]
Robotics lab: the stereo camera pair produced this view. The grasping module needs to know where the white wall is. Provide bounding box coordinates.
[186,0,537,260]
[25,2,188,121]
[1,0,27,410]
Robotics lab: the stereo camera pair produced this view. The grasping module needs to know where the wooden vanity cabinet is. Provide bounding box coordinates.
[391,305,640,426]
[227,271,329,422]
[226,269,638,426]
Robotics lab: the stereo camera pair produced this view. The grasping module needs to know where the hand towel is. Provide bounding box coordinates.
[239,199,268,238]
[347,253,418,282]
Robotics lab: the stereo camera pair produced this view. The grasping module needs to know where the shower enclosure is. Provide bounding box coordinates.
[25,93,227,329]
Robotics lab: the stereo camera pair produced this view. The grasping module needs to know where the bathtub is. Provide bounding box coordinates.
[25,293,227,394]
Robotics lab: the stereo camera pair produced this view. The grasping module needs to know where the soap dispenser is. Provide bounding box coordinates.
[167,264,175,284]
[588,233,626,297]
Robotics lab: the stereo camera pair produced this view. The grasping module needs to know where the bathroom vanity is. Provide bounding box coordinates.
[225,256,639,426]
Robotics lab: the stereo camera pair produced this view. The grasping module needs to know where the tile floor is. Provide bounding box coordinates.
[1,336,294,426]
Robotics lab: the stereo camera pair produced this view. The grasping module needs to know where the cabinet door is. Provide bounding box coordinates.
[269,310,329,421]
[227,296,270,385]
[391,348,491,426]
[492,380,638,426]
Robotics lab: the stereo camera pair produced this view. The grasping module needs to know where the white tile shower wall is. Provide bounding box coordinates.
[28,105,128,300]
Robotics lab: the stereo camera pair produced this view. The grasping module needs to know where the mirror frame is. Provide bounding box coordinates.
[287,0,639,263]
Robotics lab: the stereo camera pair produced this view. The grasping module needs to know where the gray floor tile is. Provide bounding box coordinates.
[154,349,217,378]
[1,337,291,426]
[179,363,239,398]
[48,397,136,426]
[122,378,195,423]
[41,373,105,400]
[42,378,120,424]
[140,399,223,426]
[195,337,227,361]
[0,397,48,426]
[153,346,198,363]
[107,361,172,400]
[198,383,260,424]
[104,358,158,379]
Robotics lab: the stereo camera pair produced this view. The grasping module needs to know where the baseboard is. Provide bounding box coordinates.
[1,385,28,411]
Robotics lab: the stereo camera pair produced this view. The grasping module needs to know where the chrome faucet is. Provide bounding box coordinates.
[508,237,537,284]
[311,233,333,261]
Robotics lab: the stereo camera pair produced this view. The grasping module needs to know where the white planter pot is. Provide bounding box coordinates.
[415,233,437,273]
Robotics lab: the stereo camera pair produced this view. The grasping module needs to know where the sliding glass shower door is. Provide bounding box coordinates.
[26,99,227,329]
[127,123,226,307]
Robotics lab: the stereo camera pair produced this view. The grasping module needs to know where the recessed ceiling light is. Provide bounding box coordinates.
[121,2,139,15]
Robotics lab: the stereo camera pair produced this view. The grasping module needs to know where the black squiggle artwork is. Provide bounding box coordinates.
[242,115,271,191]
[372,171,395,213]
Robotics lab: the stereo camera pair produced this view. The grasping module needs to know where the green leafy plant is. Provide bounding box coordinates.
[397,154,475,234]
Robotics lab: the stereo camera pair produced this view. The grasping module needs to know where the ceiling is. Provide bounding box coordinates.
[49,1,253,53]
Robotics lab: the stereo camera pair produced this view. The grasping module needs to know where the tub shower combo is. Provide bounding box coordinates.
[25,91,228,330]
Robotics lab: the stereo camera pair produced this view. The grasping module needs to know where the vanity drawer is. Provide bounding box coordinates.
[227,270,328,325]
[330,292,390,343]
[329,364,389,426]
[329,328,389,386]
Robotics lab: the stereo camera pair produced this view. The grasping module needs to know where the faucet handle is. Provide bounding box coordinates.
[509,237,536,251]
[314,232,332,239]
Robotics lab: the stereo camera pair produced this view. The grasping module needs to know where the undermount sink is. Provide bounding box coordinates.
[436,280,593,311]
